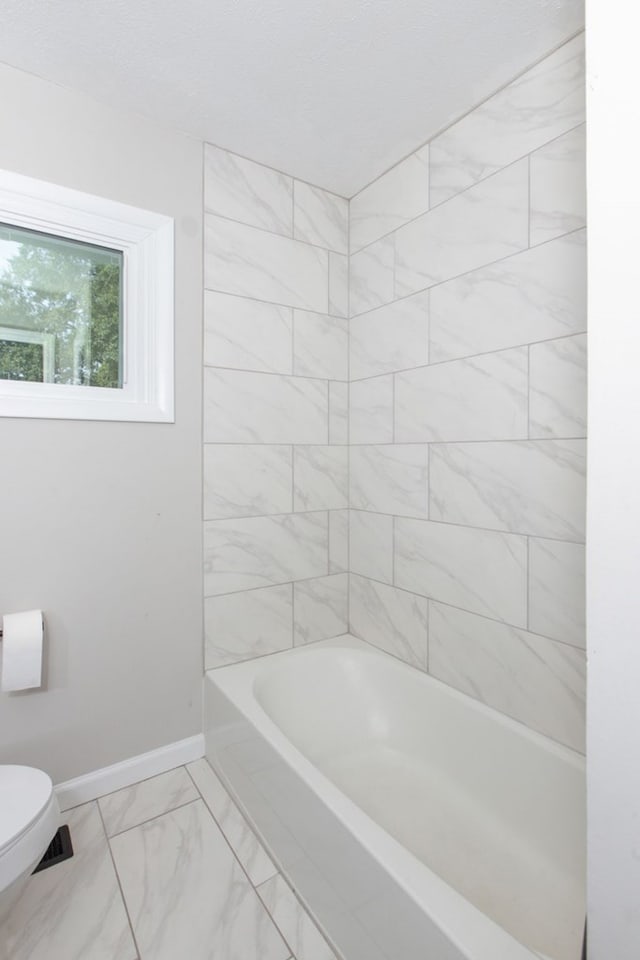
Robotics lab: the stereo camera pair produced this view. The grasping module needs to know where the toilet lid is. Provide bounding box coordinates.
[0,766,54,854]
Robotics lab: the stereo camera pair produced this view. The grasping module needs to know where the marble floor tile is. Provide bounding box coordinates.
[110,799,289,960]
[99,766,199,837]
[2,802,136,960]
[186,758,278,886]
[258,873,339,960]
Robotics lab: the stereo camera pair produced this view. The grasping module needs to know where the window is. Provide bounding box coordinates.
[0,170,174,421]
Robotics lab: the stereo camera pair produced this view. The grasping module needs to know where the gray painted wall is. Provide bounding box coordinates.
[0,63,203,783]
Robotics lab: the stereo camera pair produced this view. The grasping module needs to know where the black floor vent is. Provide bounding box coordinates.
[32,825,73,874]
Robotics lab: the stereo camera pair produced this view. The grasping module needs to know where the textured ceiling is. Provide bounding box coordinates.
[0,0,583,196]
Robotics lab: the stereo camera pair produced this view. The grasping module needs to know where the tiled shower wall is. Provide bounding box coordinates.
[202,33,586,755]
[202,147,350,668]
[348,33,587,753]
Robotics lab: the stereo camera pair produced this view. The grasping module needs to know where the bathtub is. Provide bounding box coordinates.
[204,635,585,960]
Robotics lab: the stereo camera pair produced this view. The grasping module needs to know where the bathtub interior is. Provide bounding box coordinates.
[251,640,586,960]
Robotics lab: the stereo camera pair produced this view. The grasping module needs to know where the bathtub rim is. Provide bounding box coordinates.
[205,634,585,960]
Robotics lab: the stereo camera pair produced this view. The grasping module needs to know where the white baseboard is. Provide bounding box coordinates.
[54,734,205,811]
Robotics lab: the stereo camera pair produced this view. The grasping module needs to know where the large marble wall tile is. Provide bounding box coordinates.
[530,124,586,244]
[99,768,198,837]
[329,509,349,573]
[328,252,348,318]
[204,584,293,668]
[395,160,529,296]
[294,182,348,254]
[350,235,395,316]
[258,874,338,960]
[429,231,586,362]
[350,574,428,669]
[187,759,277,887]
[204,290,292,374]
[395,348,528,442]
[204,444,292,519]
[293,311,349,380]
[350,510,394,583]
[294,573,349,645]
[350,146,430,253]
[429,35,585,205]
[395,519,527,626]
[429,440,586,541]
[204,368,327,444]
[429,602,586,752]
[529,538,585,648]
[350,375,394,443]
[529,334,587,439]
[111,800,290,960]
[205,214,328,313]
[4,802,135,960]
[204,513,328,596]
[329,381,348,444]
[350,291,429,380]
[350,445,428,518]
[294,446,348,511]
[204,144,293,236]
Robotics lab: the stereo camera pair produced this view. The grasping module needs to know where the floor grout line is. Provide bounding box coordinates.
[104,795,202,840]
[184,763,277,891]
[97,802,142,960]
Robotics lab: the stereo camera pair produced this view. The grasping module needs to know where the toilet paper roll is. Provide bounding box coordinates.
[1,610,44,692]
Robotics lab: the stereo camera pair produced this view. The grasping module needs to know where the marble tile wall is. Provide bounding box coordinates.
[203,145,349,668]
[347,34,587,753]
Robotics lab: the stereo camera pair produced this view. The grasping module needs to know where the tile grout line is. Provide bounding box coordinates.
[183,765,324,960]
[346,329,585,382]
[255,873,345,960]
[348,224,586,322]
[344,435,586,447]
[104,795,203,840]
[345,506,585,544]
[349,120,585,259]
[183,764,275,891]
[96,802,142,960]
[350,570,585,653]
[205,204,346,256]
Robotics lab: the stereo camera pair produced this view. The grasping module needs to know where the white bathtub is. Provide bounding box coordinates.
[204,635,585,960]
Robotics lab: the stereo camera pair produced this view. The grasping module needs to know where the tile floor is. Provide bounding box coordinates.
[1,759,340,960]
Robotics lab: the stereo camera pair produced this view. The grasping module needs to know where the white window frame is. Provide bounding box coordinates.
[0,169,174,422]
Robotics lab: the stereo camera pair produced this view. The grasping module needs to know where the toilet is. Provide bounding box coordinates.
[0,766,60,921]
